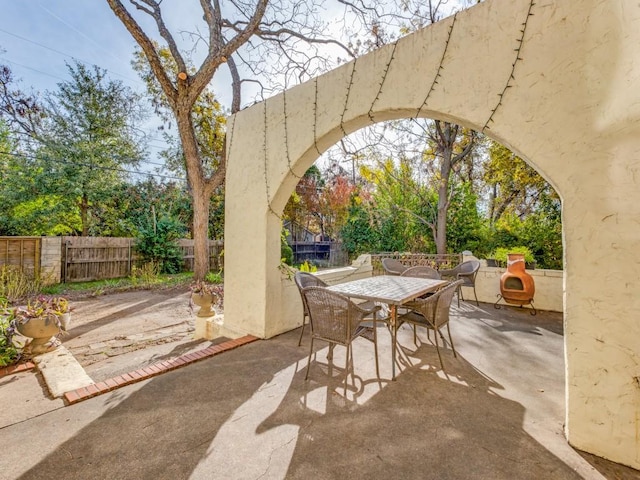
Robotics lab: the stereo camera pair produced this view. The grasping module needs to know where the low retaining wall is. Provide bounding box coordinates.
[473,266,563,313]
[280,254,563,337]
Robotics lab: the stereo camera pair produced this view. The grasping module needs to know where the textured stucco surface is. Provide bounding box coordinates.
[224,0,640,469]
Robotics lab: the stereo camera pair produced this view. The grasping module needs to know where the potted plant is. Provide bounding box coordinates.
[491,246,535,269]
[13,296,72,355]
[0,298,20,367]
[190,280,224,317]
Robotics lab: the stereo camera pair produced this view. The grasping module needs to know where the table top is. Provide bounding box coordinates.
[327,276,448,305]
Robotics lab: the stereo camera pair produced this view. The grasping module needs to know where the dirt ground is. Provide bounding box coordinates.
[54,287,216,383]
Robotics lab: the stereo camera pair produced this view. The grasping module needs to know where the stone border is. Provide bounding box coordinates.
[63,335,259,405]
[0,361,36,378]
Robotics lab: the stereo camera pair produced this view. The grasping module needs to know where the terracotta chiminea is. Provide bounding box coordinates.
[495,253,536,315]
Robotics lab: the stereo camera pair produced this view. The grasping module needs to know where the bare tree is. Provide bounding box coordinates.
[106,0,358,280]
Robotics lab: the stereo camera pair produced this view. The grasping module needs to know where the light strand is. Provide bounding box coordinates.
[368,41,398,123]
[339,59,358,137]
[262,100,282,219]
[312,77,322,156]
[482,0,536,132]
[282,89,302,180]
[416,12,458,117]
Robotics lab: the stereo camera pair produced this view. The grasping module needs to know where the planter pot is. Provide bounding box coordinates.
[58,312,71,331]
[191,293,217,318]
[16,314,62,355]
[486,259,498,267]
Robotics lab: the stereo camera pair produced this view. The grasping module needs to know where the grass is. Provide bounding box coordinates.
[39,272,195,299]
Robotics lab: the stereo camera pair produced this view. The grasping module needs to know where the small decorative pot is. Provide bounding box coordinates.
[191,293,216,317]
[16,314,62,355]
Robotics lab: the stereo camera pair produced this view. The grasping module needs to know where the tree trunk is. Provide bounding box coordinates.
[80,193,89,236]
[436,143,452,255]
[176,102,211,280]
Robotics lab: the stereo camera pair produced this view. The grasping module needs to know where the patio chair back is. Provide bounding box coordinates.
[439,260,480,307]
[302,286,382,383]
[401,265,441,280]
[294,272,328,346]
[382,258,409,276]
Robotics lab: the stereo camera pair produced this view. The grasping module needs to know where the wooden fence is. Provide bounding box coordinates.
[62,237,132,283]
[0,236,225,283]
[61,237,224,282]
[0,237,41,276]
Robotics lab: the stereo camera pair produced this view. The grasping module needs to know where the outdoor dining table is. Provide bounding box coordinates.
[327,275,448,380]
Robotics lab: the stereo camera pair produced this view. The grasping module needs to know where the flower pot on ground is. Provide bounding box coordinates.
[190,280,224,318]
[13,296,71,356]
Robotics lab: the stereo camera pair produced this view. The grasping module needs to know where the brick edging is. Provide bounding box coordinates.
[0,361,36,378]
[63,335,259,405]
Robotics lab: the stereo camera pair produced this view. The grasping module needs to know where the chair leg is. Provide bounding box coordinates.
[368,318,380,378]
[433,327,444,369]
[344,344,351,395]
[305,337,315,380]
[473,287,479,307]
[297,315,307,346]
[446,323,457,358]
[457,286,461,308]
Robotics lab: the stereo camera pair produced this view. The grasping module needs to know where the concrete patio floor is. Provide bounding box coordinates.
[1,302,639,479]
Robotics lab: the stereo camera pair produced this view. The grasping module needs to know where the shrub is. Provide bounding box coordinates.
[130,262,161,287]
[0,298,19,367]
[0,266,43,303]
[136,216,185,274]
[492,246,535,266]
[205,271,223,284]
[297,261,317,273]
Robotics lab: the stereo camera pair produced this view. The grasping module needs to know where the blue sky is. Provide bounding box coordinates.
[0,2,147,95]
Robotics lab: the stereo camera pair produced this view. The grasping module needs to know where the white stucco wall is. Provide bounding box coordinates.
[224,0,640,469]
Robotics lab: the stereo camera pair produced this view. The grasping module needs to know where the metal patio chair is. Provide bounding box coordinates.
[439,260,480,307]
[381,258,409,276]
[398,279,464,370]
[302,286,383,387]
[294,271,328,346]
[400,265,441,280]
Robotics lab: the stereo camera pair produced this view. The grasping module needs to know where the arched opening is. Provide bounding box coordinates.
[223,0,640,470]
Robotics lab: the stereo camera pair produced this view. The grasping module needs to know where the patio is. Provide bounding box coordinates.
[2,301,638,479]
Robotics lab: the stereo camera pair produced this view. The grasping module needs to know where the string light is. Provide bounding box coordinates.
[416,12,458,117]
[339,59,358,137]
[368,41,398,123]
[262,100,282,219]
[282,89,302,180]
[482,1,536,132]
[312,77,322,156]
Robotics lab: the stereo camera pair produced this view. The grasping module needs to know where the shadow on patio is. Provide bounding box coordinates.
[4,304,639,479]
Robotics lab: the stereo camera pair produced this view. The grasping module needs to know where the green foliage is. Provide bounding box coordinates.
[281,228,294,265]
[491,246,535,265]
[340,200,380,257]
[130,262,161,287]
[297,261,318,273]
[0,298,20,367]
[445,182,483,254]
[205,271,223,284]
[135,215,185,274]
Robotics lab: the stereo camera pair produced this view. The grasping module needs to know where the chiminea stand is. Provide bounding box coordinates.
[494,295,537,316]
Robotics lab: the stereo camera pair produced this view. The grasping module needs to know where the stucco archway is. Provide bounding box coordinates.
[223,0,640,469]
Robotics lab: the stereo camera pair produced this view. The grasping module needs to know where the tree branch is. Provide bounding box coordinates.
[106,0,178,106]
